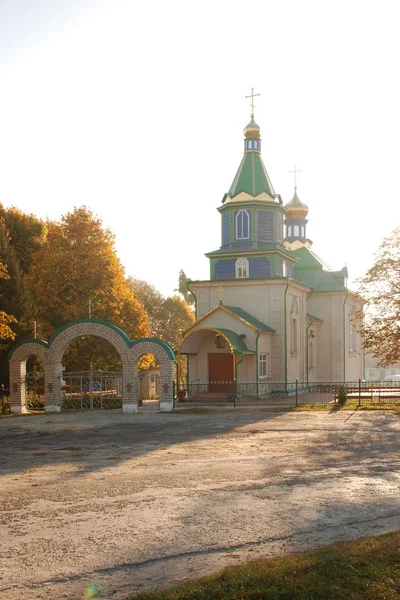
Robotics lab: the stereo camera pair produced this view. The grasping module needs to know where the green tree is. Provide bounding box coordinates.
[0,218,29,330]
[176,269,195,305]
[357,227,400,366]
[128,278,194,349]
[0,258,16,342]
[0,206,47,275]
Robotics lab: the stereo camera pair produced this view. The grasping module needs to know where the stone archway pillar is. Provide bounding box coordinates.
[9,359,28,414]
[44,361,62,412]
[9,341,48,415]
[122,358,139,413]
[159,362,175,411]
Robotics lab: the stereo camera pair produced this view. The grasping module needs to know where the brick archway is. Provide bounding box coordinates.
[9,320,175,414]
[129,338,176,411]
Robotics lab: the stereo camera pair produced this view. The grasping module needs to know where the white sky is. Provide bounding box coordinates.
[1,0,399,296]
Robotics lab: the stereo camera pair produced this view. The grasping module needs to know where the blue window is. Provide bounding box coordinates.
[236,210,250,240]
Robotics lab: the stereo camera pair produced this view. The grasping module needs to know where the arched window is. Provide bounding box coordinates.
[235,257,249,279]
[236,210,250,240]
[294,225,300,237]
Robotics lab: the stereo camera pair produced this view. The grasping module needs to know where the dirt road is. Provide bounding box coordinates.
[0,410,399,599]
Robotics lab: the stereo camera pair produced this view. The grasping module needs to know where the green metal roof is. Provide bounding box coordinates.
[228,151,275,198]
[206,243,296,260]
[224,306,275,332]
[290,247,347,292]
[217,328,255,354]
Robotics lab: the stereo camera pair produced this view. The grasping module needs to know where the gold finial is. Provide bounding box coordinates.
[219,286,224,305]
[289,164,302,189]
[245,87,260,118]
[88,299,92,319]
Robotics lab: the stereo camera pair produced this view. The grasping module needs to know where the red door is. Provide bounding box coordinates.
[208,354,234,392]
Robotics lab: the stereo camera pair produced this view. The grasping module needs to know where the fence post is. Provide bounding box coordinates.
[358,378,361,407]
[173,380,175,409]
[233,379,237,408]
[295,378,298,407]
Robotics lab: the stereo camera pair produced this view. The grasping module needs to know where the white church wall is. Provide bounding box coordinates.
[307,293,342,380]
[344,297,363,381]
[306,292,362,381]
[286,284,307,382]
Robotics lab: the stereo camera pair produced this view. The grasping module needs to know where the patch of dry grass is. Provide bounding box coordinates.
[128,531,400,600]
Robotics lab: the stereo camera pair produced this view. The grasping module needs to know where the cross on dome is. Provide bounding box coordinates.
[245,87,260,118]
[289,164,302,190]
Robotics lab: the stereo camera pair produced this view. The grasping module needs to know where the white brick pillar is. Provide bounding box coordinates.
[159,361,175,411]
[9,342,48,414]
[44,361,62,412]
[122,354,139,413]
[9,359,28,414]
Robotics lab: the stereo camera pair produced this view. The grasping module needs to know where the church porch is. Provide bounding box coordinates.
[178,327,259,402]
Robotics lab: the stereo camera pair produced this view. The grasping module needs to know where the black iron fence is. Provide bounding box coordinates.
[175,380,400,408]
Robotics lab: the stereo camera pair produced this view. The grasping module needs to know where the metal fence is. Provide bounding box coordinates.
[25,370,46,411]
[62,371,122,411]
[175,380,400,408]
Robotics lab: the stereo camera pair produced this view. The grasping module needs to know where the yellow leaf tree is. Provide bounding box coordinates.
[29,207,149,370]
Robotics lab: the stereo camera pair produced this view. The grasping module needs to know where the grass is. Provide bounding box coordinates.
[127,531,400,600]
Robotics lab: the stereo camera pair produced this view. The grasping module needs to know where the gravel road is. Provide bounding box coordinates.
[0,410,399,599]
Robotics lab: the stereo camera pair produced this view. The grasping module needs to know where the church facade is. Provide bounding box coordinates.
[178,108,363,386]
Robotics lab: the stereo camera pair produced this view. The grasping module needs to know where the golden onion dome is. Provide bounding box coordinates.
[284,188,309,219]
[243,117,261,138]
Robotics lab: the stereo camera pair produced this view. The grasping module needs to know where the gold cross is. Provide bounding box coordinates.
[88,299,92,319]
[289,164,302,189]
[245,87,260,118]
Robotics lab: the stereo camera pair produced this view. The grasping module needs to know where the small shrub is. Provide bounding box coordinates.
[337,385,347,406]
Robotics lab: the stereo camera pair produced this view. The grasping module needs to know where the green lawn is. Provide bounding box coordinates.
[128,531,400,600]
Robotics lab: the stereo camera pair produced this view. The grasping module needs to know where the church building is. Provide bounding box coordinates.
[178,99,363,387]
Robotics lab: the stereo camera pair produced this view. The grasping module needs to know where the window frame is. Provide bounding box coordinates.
[236,209,250,240]
[259,353,269,378]
[235,257,249,279]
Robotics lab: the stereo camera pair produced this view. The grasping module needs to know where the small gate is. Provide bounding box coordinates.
[138,370,160,411]
[25,370,46,411]
[62,370,122,411]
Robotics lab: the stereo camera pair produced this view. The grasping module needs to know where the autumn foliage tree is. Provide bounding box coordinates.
[128,278,194,349]
[29,207,148,370]
[358,227,400,366]
[0,257,16,343]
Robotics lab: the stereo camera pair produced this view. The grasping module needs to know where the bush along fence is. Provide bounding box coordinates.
[174,380,400,408]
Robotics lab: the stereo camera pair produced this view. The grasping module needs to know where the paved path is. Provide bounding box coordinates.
[0,410,399,599]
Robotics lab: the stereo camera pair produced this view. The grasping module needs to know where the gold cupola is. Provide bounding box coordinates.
[243,117,261,139]
[284,188,309,220]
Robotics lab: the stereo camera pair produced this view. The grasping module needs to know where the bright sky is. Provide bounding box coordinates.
[1,0,399,296]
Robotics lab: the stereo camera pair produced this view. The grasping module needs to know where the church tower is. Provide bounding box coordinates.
[284,186,310,246]
[206,95,296,280]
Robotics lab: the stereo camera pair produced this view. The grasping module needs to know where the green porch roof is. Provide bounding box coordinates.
[217,328,255,354]
[224,306,275,332]
[228,151,275,198]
